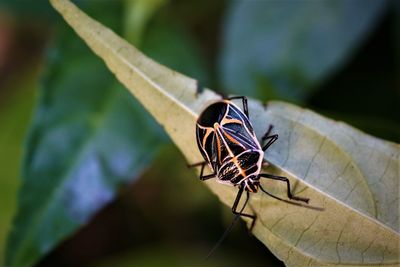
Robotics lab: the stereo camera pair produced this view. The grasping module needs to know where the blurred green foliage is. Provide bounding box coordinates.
[0,0,398,266]
[220,0,388,102]
[0,70,37,265]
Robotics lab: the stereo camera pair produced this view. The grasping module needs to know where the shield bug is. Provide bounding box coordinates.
[190,96,311,236]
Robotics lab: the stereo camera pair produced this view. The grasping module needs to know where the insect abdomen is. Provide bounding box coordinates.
[217,150,262,185]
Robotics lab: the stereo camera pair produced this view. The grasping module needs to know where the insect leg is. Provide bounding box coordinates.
[205,186,256,259]
[262,124,273,139]
[200,173,216,181]
[258,173,309,203]
[232,186,256,231]
[227,96,249,118]
[262,134,278,151]
[188,161,216,181]
[187,161,206,168]
[261,125,278,151]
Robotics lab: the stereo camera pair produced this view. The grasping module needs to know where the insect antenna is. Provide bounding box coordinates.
[204,213,241,260]
[259,185,324,211]
[205,188,251,260]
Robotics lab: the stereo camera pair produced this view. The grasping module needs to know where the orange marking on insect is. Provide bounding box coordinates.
[246,182,254,193]
[202,127,213,149]
[214,123,223,164]
[221,117,243,126]
[231,156,247,180]
[214,123,236,162]
[222,130,244,148]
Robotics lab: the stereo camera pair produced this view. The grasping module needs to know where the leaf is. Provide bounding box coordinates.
[4,3,164,267]
[49,0,399,266]
[0,0,55,20]
[219,0,388,102]
[141,17,210,86]
[5,1,212,266]
[123,0,167,45]
[0,71,37,264]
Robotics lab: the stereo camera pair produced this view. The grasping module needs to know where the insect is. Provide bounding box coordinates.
[190,96,310,232]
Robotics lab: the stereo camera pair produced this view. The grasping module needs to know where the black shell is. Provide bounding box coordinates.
[195,100,263,189]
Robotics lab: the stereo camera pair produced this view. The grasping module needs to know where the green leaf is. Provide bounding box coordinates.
[0,71,37,264]
[0,0,55,19]
[219,0,388,102]
[4,4,163,267]
[49,0,399,266]
[141,18,210,86]
[123,0,167,45]
[5,1,211,266]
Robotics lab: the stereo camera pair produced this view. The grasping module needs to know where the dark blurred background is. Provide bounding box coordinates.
[0,0,398,267]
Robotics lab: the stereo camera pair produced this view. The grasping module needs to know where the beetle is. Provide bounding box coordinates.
[190,96,310,231]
